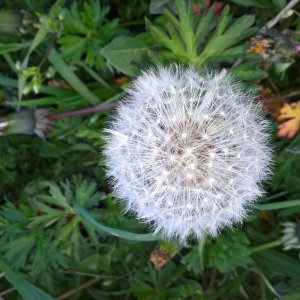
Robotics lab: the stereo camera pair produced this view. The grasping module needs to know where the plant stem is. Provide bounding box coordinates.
[56,275,125,300]
[251,240,282,253]
[255,267,280,298]
[0,287,16,297]
[263,90,300,104]
[56,277,100,300]
[76,61,116,92]
[47,93,122,120]
[265,0,300,30]
[233,269,249,299]
[234,0,300,67]
[38,35,57,69]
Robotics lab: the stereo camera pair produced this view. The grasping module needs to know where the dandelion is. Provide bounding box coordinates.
[104,65,272,241]
[0,108,52,139]
[281,222,300,258]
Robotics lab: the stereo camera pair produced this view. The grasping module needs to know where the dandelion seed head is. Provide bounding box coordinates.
[104,65,272,241]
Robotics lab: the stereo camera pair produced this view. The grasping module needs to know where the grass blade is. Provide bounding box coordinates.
[254,249,300,279]
[257,200,300,211]
[48,49,100,105]
[0,258,54,300]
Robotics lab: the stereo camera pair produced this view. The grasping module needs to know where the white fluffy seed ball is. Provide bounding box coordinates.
[104,65,272,241]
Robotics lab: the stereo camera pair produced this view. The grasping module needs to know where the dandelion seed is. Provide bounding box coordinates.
[104,65,272,241]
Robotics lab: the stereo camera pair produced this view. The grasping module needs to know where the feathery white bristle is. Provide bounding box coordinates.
[103,65,272,241]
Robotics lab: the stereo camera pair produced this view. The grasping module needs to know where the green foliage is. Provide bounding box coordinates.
[181,237,205,274]
[58,0,123,69]
[131,263,203,299]
[205,230,253,273]
[102,33,156,76]
[0,258,54,300]
[0,0,300,298]
[48,48,101,105]
[0,149,16,184]
[148,0,257,67]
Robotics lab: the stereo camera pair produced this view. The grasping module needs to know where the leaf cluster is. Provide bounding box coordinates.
[57,0,124,69]
[149,0,257,66]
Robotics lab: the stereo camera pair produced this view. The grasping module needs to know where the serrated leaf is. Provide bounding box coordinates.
[181,238,206,274]
[149,0,258,70]
[3,234,35,269]
[205,231,252,273]
[52,215,81,247]
[58,35,87,61]
[37,181,72,209]
[197,15,256,65]
[58,0,122,69]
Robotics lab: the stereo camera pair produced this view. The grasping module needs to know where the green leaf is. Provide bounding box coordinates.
[149,0,257,69]
[77,253,111,272]
[150,0,176,14]
[0,258,54,300]
[57,0,122,68]
[230,63,268,80]
[58,35,87,61]
[197,14,256,65]
[281,289,300,300]
[3,234,35,269]
[0,42,31,54]
[181,238,206,274]
[48,48,100,105]
[73,202,161,241]
[257,199,300,210]
[230,0,267,8]
[254,249,300,279]
[194,7,215,47]
[205,230,252,273]
[272,0,287,10]
[52,215,81,247]
[101,33,155,76]
[215,5,231,36]
[76,61,115,91]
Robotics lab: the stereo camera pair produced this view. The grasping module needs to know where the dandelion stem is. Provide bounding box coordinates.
[47,93,122,120]
[251,240,282,253]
